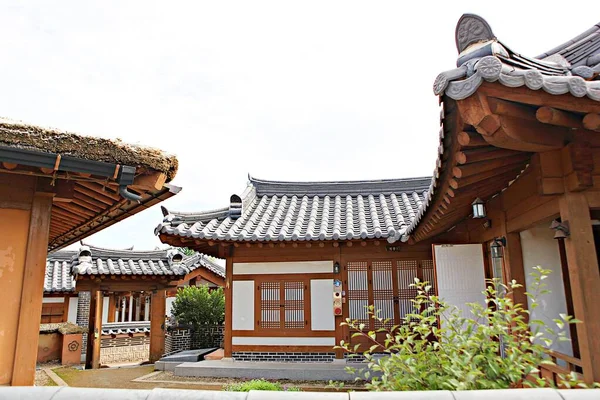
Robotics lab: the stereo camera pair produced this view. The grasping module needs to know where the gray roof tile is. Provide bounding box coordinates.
[155,176,431,244]
[434,15,600,102]
[44,245,224,292]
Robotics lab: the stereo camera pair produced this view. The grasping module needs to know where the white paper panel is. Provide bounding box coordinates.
[67,297,78,323]
[311,279,335,331]
[434,244,486,324]
[233,280,255,330]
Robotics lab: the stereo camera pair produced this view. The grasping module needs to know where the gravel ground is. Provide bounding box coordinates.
[35,362,62,387]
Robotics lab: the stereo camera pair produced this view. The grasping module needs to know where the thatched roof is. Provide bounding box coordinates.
[39,322,87,335]
[0,118,178,180]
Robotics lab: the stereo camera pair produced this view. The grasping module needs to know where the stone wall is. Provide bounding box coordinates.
[165,325,224,354]
[99,334,150,364]
[76,292,90,354]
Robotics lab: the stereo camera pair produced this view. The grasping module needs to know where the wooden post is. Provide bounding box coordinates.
[85,289,103,369]
[559,192,600,384]
[108,294,116,323]
[503,233,528,314]
[224,250,233,358]
[149,289,166,363]
[11,192,53,386]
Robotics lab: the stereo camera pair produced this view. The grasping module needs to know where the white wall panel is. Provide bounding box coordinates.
[67,297,78,323]
[232,336,335,346]
[521,225,572,356]
[233,280,255,330]
[102,297,109,324]
[233,261,332,275]
[434,244,486,324]
[310,279,335,331]
[166,297,175,317]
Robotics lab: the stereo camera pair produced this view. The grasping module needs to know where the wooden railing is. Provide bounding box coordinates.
[528,350,584,387]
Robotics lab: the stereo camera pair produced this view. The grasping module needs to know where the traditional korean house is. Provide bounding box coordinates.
[0,118,179,385]
[42,244,224,365]
[156,14,600,385]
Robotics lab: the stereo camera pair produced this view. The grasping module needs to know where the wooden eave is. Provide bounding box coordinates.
[0,162,179,251]
[177,267,225,287]
[74,274,181,292]
[410,82,600,243]
[159,233,388,258]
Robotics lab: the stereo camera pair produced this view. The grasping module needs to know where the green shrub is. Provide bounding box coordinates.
[224,379,301,392]
[171,285,224,329]
[338,266,596,391]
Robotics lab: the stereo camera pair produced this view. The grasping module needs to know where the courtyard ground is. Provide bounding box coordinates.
[36,365,364,392]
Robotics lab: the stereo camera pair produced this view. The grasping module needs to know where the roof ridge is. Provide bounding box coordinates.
[248,175,433,186]
[536,21,600,61]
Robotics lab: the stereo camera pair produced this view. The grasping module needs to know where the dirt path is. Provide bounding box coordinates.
[53,366,222,390]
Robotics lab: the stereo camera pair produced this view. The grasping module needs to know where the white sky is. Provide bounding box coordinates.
[1,1,597,250]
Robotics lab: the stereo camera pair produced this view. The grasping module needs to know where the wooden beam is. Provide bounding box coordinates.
[132,172,168,191]
[11,192,54,386]
[457,131,488,148]
[149,289,166,363]
[536,107,583,129]
[559,192,600,384]
[583,113,600,132]
[453,154,530,179]
[488,97,537,122]
[2,162,17,170]
[224,253,233,358]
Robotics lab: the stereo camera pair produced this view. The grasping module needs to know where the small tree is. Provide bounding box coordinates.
[337,267,595,390]
[171,285,225,329]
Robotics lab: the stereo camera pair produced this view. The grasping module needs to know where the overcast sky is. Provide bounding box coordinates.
[1,1,596,251]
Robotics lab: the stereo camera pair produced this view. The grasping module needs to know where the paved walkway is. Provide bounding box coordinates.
[174,360,367,381]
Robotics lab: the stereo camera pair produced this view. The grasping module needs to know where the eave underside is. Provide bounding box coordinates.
[410,82,600,243]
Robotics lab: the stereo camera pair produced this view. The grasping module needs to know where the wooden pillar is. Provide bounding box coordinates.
[136,293,142,321]
[107,294,116,323]
[224,249,233,358]
[503,232,529,313]
[559,192,600,384]
[149,290,166,363]
[11,192,53,386]
[85,289,103,369]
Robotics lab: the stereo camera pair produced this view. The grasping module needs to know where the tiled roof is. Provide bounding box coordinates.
[101,321,150,336]
[155,176,431,244]
[183,253,225,278]
[45,251,77,293]
[44,245,223,292]
[433,15,600,102]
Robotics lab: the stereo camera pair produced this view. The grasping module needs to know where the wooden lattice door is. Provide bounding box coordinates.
[257,279,308,332]
[346,258,434,350]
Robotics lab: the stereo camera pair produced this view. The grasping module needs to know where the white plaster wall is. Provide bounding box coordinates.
[166,297,176,317]
[233,261,332,275]
[67,297,78,323]
[42,297,64,303]
[102,297,109,324]
[310,279,335,331]
[232,336,335,346]
[233,280,255,330]
[434,244,486,323]
[520,225,573,356]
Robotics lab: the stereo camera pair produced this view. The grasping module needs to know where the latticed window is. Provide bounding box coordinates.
[257,278,307,331]
[346,259,435,331]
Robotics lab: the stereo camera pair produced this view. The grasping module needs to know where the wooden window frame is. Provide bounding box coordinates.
[254,275,312,334]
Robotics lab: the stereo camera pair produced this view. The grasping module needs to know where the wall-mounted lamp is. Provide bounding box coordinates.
[333,262,340,274]
[550,220,570,239]
[472,198,486,219]
[490,237,506,259]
